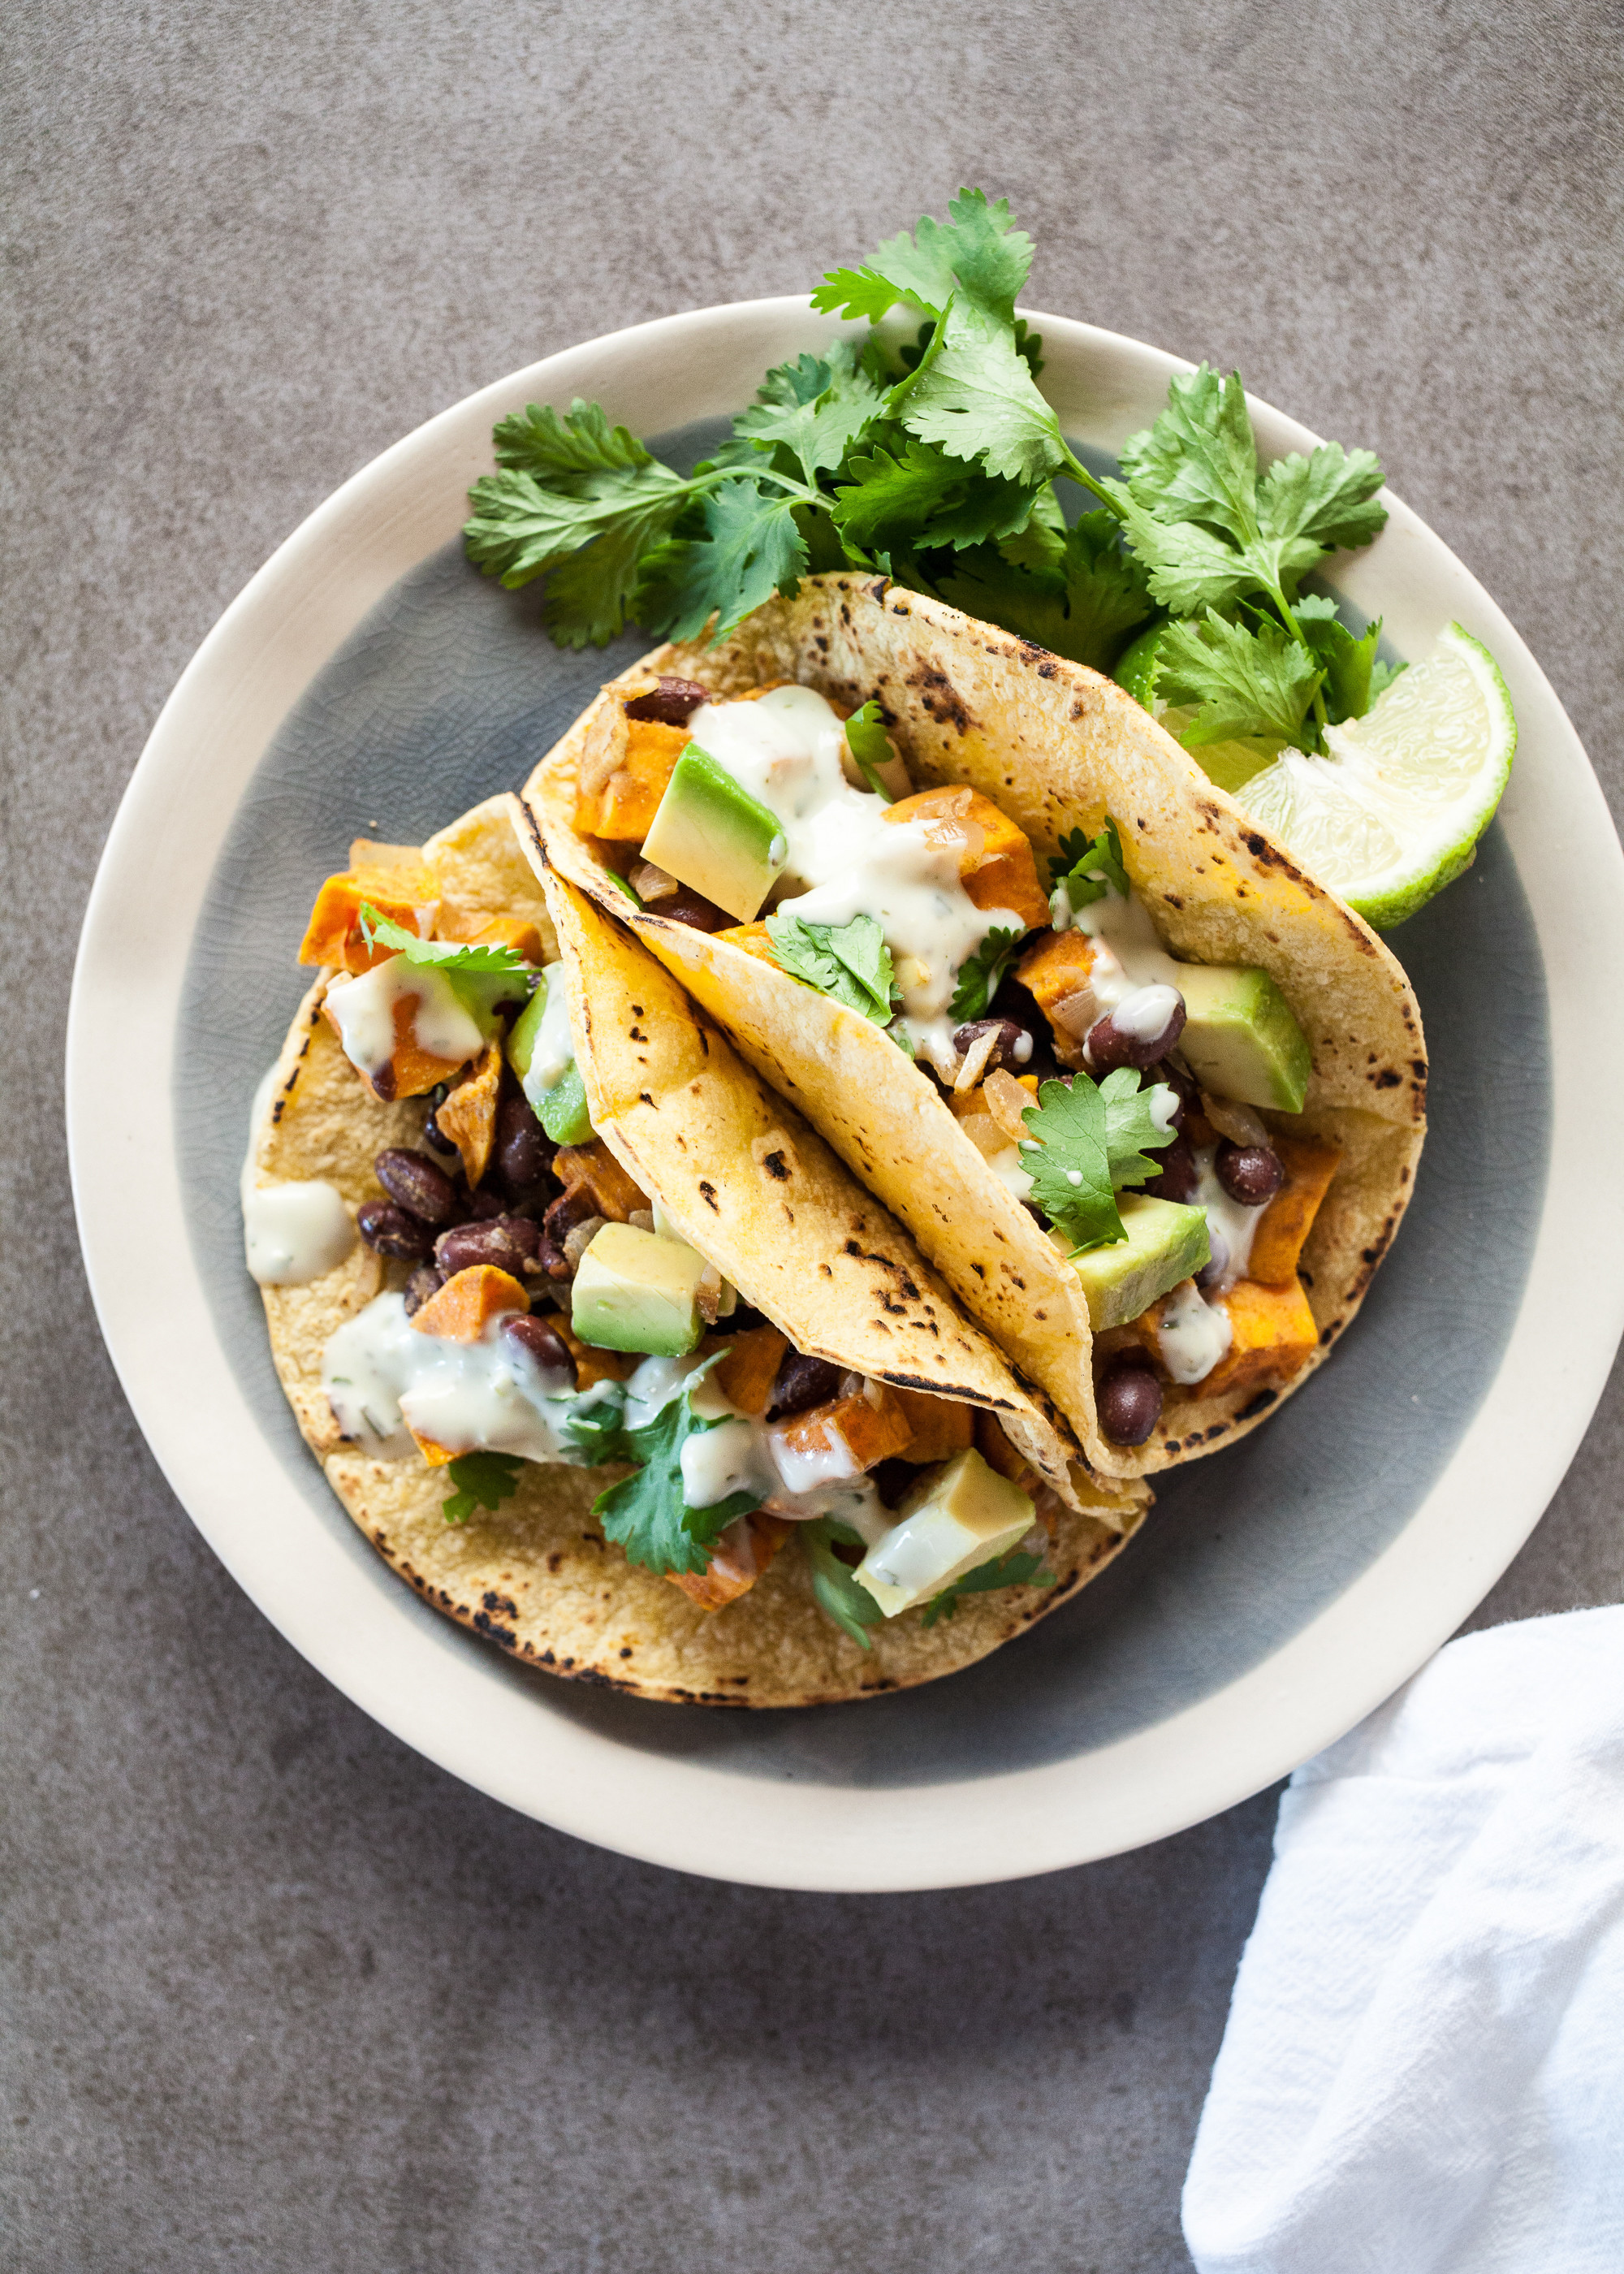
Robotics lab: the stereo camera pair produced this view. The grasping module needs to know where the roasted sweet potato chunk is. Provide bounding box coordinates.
[299,861,442,974]
[1248,1135,1342,1282]
[885,787,1051,929]
[666,1511,793,1610]
[575,716,689,841]
[552,1139,648,1223]
[715,921,781,966]
[410,1263,529,1343]
[892,1386,976,1464]
[711,1325,790,1417]
[320,988,470,1102]
[434,904,546,965]
[773,1386,915,1478]
[1203,1278,1318,1399]
[436,1041,503,1187]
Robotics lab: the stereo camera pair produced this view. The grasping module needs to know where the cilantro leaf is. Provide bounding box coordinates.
[464,423,692,628]
[1259,443,1389,556]
[1049,819,1128,905]
[359,906,532,974]
[1368,657,1407,702]
[811,188,1034,326]
[921,1547,1054,1626]
[1017,1068,1178,1250]
[733,341,885,485]
[1120,365,1260,538]
[844,701,896,801]
[937,511,1154,672]
[1293,594,1382,725]
[558,1385,636,1466]
[765,911,898,1022]
[442,1450,524,1525]
[948,926,1022,1022]
[491,398,657,482]
[1156,611,1324,749]
[634,478,808,645]
[902,299,1069,486]
[592,1358,760,1576]
[831,434,1038,552]
[801,1519,883,1649]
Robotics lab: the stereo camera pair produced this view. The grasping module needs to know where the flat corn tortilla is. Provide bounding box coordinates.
[250,793,1146,1708]
[523,573,1427,1481]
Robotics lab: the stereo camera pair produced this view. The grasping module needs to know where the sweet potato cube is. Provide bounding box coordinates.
[885,787,1050,929]
[712,1325,789,1418]
[436,1040,503,1187]
[715,922,782,967]
[434,904,546,965]
[775,1386,915,1478]
[410,1265,529,1343]
[1247,1135,1342,1283]
[408,1428,459,1468]
[892,1386,976,1465]
[666,1511,793,1611]
[299,862,442,974]
[552,1139,648,1223]
[1203,1278,1318,1400]
[321,988,469,1100]
[576,717,689,841]
[1017,927,1100,1013]
[553,1316,633,1390]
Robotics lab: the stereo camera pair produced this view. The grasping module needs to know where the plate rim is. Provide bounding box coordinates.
[67,293,1624,1891]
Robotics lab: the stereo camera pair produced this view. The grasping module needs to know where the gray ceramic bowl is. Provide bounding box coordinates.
[68,301,1624,1889]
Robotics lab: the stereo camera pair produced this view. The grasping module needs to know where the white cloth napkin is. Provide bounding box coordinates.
[1182,1606,1624,2274]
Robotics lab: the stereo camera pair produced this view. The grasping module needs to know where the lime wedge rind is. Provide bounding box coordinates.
[1233,622,1517,931]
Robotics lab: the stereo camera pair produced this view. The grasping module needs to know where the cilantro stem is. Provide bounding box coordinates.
[1056,443,1128,521]
[1263,581,1331,737]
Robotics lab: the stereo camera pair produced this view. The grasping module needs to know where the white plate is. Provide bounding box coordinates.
[67,298,1624,1891]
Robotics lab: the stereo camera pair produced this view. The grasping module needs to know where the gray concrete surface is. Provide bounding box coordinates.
[4,2,1622,2266]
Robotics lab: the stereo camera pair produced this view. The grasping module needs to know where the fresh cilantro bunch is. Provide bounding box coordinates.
[463,190,1154,671]
[1019,1068,1181,1252]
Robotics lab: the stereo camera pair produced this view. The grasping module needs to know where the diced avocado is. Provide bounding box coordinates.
[571,1222,707,1356]
[1060,1194,1210,1331]
[507,966,594,1142]
[641,744,787,923]
[854,1449,1035,1617]
[505,979,551,1085]
[538,1063,593,1144]
[1175,965,1311,1113]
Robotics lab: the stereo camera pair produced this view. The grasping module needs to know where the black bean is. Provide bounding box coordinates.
[1097,1364,1164,1446]
[435,1215,544,1278]
[501,1312,577,1385]
[495,1094,553,1197]
[623,676,712,726]
[463,1184,506,1221]
[719,1303,768,1334]
[1216,1142,1285,1207]
[767,1351,843,1421]
[1144,1133,1199,1203]
[374,1147,458,1226]
[951,1016,1034,1075]
[356,1201,434,1261]
[420,1106,457,1159]
[543,1183,605,1247]
[870,1457,918,1510]
[403,1266,444,1316]
[655,887,729,933]
[1085,987,1187,1075]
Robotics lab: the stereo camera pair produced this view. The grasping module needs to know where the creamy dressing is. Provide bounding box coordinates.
[1193,1146,1260,1291]
[241,1064,356,1286]
[324,955,486,1082]
[687,687,1023,1063]
[521,961,576,1110]
[1066,883,1184,1014]
[985,1144,1034,1201]
[322,1291,577,1462]
[1155,1277,1233,1386]
[1115,982,1182,1042]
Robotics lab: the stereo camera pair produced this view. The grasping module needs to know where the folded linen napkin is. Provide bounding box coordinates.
[1182,1606,1624,2273]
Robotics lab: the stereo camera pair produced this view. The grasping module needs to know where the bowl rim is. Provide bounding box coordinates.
[67,293,1624,1891]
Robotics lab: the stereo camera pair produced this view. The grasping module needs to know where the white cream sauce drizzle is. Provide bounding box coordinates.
[322,1291,577,1461]
[1155,1278,1233,1386]
[521,961,576,1110]
[324,955,486,1082]
[686,687,1023,1067]
[241,1064,356,1286]
[1064,883,1184,1015]
[1193,1144,1261,1291]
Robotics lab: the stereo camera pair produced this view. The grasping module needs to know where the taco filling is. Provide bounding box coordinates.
[552,666,1344,1453]
[246,797,1142,1704]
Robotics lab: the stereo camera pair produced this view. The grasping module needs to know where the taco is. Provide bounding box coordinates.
[245,793,1145,1708]
[522,573,1427,1481]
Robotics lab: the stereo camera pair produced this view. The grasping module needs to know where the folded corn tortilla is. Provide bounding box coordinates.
[251,793,1146,1707]
[522,573,1427,1481]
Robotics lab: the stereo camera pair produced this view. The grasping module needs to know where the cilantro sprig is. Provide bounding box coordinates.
[1018,1069,1179,1252]
[358,906,533,975]
[801,1518,884,1649]
[922,1547,1055,1627]
[844,701,896,801]
[1048,819,1129,924]
[590,1355,760,1577]
[442,1450,524,1524]
[948,927,1022,1023]
[765,911,900,1024]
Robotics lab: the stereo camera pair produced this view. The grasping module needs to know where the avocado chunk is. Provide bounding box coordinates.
[571,1222,707,1356]
[506,966,594,1143]
[853,1449,1036,1617]
[641,744,787,923]
[1060,1194,1210,1330]
[1175,964,1311,1113]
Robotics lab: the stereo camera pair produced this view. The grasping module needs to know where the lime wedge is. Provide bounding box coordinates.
[1233,622,1516,929]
